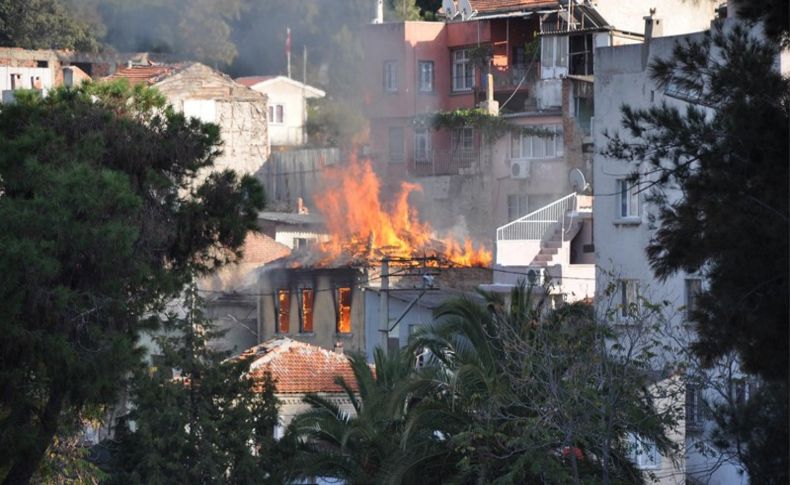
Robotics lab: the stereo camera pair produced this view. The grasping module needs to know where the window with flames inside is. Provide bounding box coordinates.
[277,289,290,334]
[301,288,314,333]
[336,287,352,334]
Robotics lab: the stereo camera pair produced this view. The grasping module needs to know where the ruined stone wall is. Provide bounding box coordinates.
[155,63,269,176]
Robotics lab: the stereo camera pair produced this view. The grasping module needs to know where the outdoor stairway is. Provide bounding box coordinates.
[496,193,587,269]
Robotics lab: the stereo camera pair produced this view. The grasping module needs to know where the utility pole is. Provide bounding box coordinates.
[286,27,292,78]
[302,45,307,145]
[378,259,390,353]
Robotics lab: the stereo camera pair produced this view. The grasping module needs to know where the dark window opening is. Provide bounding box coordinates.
[569,34,593,76]
[36,60,49,68]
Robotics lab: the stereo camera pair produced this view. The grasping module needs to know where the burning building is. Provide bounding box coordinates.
[257,157,493,355]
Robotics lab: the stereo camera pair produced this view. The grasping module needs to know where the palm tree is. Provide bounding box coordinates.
[287,348,438,484]
[404,284,678,485]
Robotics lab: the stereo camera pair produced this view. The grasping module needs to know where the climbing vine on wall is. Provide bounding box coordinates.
[413,108,554,142]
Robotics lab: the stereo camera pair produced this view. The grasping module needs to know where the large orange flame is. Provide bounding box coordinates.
[312,157,492,267]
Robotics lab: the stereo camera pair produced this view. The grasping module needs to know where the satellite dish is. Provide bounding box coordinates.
[458,0,477,20]
[569,168,590,193]
[442,0,459,19]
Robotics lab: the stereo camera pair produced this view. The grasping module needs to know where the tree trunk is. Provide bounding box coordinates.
[2,386,65,485]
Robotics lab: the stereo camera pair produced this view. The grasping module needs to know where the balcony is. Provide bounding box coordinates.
[412,147,480,176]
[487,62,540,92]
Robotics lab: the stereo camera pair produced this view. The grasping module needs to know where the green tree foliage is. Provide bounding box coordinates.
[291,286,677,484]
[0,0,98,51]
[0,81,264,484]
[105,286,285,484]
[604,22,789,482]
[287,349,428,484]
[306,97,367,148]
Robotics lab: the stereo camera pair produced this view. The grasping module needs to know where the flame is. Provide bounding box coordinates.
[312,157,492,267]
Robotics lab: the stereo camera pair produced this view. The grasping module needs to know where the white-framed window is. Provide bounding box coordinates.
[627,434,661,470]
[511,125,564,159]
[507,194,529,221]
[452,49,474,92]
[414,128,431,162]
[389,126,404,163]
[268,103,284,124]
[384,61,398,92]
[616,178,640,219]
[452,127,474,151]
[619,279,639,317]
[684,278,702,320]
[541,35,568,78]
[418,60,434,92]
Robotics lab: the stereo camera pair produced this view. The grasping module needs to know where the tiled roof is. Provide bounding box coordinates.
[242,233,291,264]
[105,64,184,86]
[244,338,359,394]
[469,0,557,14]
[235,75,276,87]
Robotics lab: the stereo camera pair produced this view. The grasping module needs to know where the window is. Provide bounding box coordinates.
[507,194,529,222]
[337,287,352,334]
[452,127,474,151]
[619,279,639,317]
[685,384,704,429]
[276,289,290,333]
[36,60,49,68]
[452,49,474,91]
[685,278,702,320]
[616,179,640,219]
[414,128,431,161]
[389,127,404,163]
[294,237,310,249]
[627,434,661,469]
[418,61,434,92]
[384,61,398,92]
[511,125,564,159]
[268,104,284,124]
[300,288,314,333]
[540,36,568,76]
[183,99,216,123]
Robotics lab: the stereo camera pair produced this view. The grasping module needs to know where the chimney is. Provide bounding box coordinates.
[334,340,344,354]
[126,60,133,69]
[478,72,499,116]
[374,0,384,23]
[643,9,662,41]
[642,9,662,68]
[296,197,309,215]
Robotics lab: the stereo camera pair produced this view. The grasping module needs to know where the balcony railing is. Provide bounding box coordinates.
[497,193,577,242]
[412,147,480,176]
[487,62,540,91]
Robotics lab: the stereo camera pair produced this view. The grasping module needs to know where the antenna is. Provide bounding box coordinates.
[569,168,590,193]
[442,0,459,19]
[458,0,477,20]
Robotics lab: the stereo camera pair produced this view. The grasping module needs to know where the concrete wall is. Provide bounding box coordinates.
[154,63,269,176]
[258,267,367,354]
[593,27,746,485]
[594,0,717,37]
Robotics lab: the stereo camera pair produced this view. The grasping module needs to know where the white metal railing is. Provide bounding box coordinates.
[497,193,576,241]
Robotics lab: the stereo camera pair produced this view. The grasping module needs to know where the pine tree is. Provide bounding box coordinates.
[105,284,287,484]
[0,81,264,484]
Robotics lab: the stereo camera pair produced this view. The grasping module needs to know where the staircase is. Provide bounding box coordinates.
[495,193,584,268]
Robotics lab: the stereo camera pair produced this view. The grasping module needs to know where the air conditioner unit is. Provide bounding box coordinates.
[510,159,530,179]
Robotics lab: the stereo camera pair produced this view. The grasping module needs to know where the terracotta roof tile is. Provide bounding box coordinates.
[235,75,276,87]
[241,233,291,265]
[243,338,360,394]
[105,64,183,86]
[469,0,557,14]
